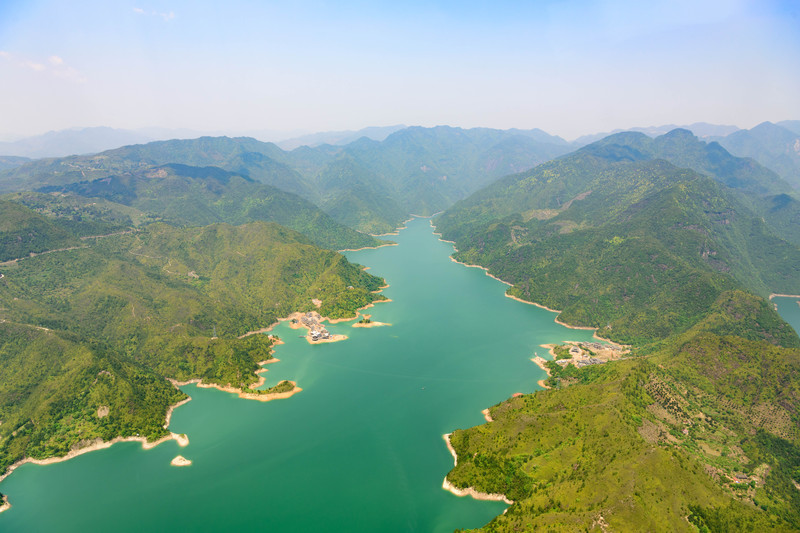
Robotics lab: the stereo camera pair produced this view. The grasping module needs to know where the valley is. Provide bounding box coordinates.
[0,124,799,531]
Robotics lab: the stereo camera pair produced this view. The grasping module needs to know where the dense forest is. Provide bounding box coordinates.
[0,127,573,235]
[436,130,800,530]
[0,208,386,476]
[2,124,800,530]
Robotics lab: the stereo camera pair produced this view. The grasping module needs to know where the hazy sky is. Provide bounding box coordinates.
[1,0,798,141]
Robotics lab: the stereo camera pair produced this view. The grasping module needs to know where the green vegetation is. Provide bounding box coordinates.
[0,207,386,475]
[0,128,574,235]
[22,163,383,250]
[437,133,800,530]
[715,121,800,190]
[0,199,81,262]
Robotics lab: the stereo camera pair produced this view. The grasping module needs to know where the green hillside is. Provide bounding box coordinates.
[715,122,800,190]
[28,163,382,250]
[313,155,408,234]
[0,199,81,261]
[436,138,800,530]
[590,128,792,195]
[0,213,386,476]
[0,127,573,234]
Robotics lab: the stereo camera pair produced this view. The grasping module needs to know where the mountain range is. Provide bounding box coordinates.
[0,126,575,235]
[434,128,800,530]
[1,120,800,530]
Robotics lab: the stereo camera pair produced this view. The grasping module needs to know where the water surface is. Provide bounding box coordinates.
[774,295,800,339]
[1,218,601,532]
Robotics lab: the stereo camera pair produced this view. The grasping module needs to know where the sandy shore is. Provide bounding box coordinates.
[0,354,295,500]
[0,494,10,514]
[481,408,493,422]
[164,397,192,429]
[169,377,302,403]
[532,355,553,389]
[338,242,398,252]
[448,255,514,288]
[170,455,192,467]
[0,431,189,485]
[769,293,800,299]
[369,216,415,237]
[441,433,513,505]
[352,313,391,328]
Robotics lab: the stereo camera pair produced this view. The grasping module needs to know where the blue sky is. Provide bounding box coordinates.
[1,0,798,140]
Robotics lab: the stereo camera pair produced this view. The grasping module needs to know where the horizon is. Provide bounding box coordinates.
[1,1,798,141]
[2,118,795,148]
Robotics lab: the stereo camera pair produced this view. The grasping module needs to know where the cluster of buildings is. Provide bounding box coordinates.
[296,312,332,341]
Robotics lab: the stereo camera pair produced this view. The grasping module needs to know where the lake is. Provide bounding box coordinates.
[0,218,636,531]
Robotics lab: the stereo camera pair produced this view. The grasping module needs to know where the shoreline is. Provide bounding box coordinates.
[0,430,189,486]
[338,242,398,252]
[168,377,302,403]
[0,350,299,497]
[441,433,513,505]
[369,216,415,237]
[170,455,191,467]
[769,293,800,299]
[236,281,392,343]
[352,313,391,328]
[532,354,553,389]
[438,231,627,349]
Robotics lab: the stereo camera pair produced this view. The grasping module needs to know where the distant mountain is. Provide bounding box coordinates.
[276,125,407,150]
[572,122,740,146]
[778,120,800,135]
[0,127,574,234]
[0,156,31,171]
[25,163,382,250]
[588,128,791,195]
[0,127,155,158]
[341,125,573,215]
[713,121,800,189]
[439,129,791,234]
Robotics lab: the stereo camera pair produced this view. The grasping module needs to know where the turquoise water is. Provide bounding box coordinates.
[774,296,800,340]
[1,218,602,532]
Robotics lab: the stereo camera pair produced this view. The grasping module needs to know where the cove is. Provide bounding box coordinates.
[773,296,800,341]
[0,217,602,532]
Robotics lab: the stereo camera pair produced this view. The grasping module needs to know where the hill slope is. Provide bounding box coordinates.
[715,122,800,190]
[0,211,386,476]
[435,138,800,530]
[28,163,382,250]
[0,127,574,234]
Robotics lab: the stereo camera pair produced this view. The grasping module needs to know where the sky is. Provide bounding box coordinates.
[1,0,798,141]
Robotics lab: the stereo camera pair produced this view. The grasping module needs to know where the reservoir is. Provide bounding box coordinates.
[773,295,800,341]
[0,218,635,531]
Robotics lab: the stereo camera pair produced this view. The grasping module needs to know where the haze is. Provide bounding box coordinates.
[1,0,798,141]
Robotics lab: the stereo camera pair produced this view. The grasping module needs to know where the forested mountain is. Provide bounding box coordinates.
[0,126,574,234]
[0,157,30,172]
[778,120,800,135]
[435,132,800,530]
[0,127,155,159]
[17,163,382,250]
[275,124,406,150]
[571,122,740,146]
[0,210,386,476]
[0,199,81,261]
[714,121,800,190]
